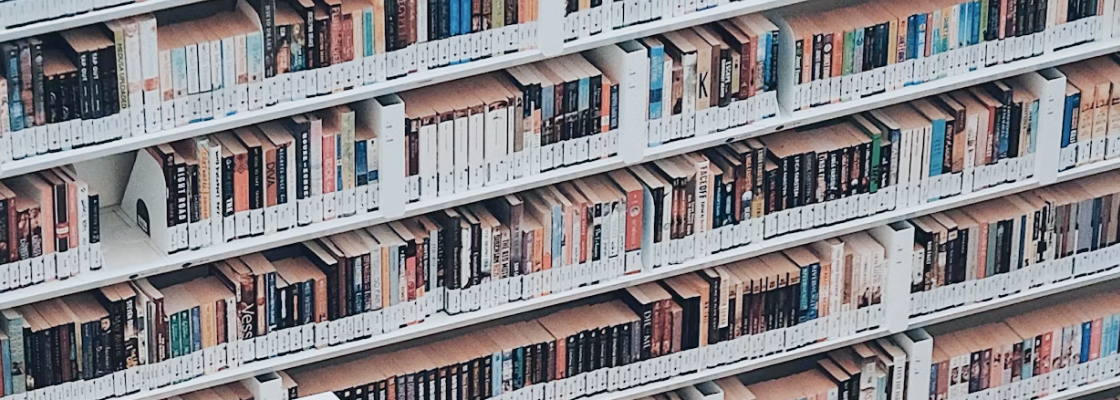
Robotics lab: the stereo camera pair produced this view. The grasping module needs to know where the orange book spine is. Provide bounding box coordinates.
[323,132,336,196]
[315,276,328,323]
[265,146,278,208]
[579,203,589,264]
[382,249,391,309]
[651,300,663,357]
[976,223,988,279]
[563,205,573,266]
[624,188,642,254]
[1091,317,1103,361]
[67,182,78,251]
[415,239,425,300]
[406,251,416,302]
[234,153,249,213]
[532,226,543,274]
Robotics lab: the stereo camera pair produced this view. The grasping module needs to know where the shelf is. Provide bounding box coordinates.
[645,38,1120,161]
[0,0,811,179]
[0,0,207,42]
[64,157,1120,400]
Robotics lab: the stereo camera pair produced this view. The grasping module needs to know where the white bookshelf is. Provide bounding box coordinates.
[6,0,1120,399]
[0,0,817,179]
[0,0,208,42]
[39,156,1120,400]
[0,34,1109,311]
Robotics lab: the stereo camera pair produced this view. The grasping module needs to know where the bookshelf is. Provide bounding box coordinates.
[7,0,1120,399]
[0,34,1110,311]
[0,0,208,42]
[9,156,1114,400]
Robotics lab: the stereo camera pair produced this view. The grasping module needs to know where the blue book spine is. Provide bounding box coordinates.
[763,32,774,91]
[808,262,819,320]
[337,134,343,191]
[1081,321,1092,364]
[512,348,524,390]
[551,205,562,271]
[491,352,502,395]
[798,265,809,323]
[364,9,375,57]
[266,273,277,332]
[1022,339,1033,379]
[356,141,369,187]
[930,118,946,178]
[930,12,941,56]
[190,307,202,353]
[916,14,927,62]
[1062,95,1075,148]
[1,337,10,395]
[579,77,590,112]
[958,5,967,49]
[1029,100,1039,154]
[648,45,664,120]
[449,0,460,37]
[4,55,23,132]
[459,0,470,37]
[999,111,1010,160]
[972,1,981,46]
[929,364,938,400]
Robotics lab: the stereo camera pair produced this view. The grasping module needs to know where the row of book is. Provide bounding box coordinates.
[0,0,136,29]
[122,106,381,253]
[0,165,102,293]
[1058,56,1120,171]
[121,51,626,255]
[778,0,1119,111]
[561,0,754,42]
[0,18,144,162]
[275,234,895,400]
[637,337,917,400]
[906,170,1120,316]
[18,155,1120,399]
[922,290,1120,400]
[634,15,780,147]
[0,0,543,163]
[0,208,902,399]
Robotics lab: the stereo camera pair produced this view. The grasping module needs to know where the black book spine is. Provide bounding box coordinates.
[718,49,732,108]
[802,152,816,206]
[78,51,91,121]
[175,163,189,228]
[789,155,801,208]
[316,17,331,68]
[987,0,1002,41]
[189,164,201,226]
[52,182,68,252]
[277,145,289,207]
[249,146,264,214]
[90,47,103,119]
[304,7,317,70]
[64,71,78,123]
[30,41,43,126]
[89,194,100,246]
[45,74,59,124]
[100,45,118,117]
[386,0,400,52]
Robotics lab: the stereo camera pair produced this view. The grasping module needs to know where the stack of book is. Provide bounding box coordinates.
[776,0,1117,111]
[636,16,780,147]
[1058,55,1120,171]
[0,0,137,29]
[921,291,1120,400]
[0,17,155,162]
[0,165,102,293]
[907,170,1120,317]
